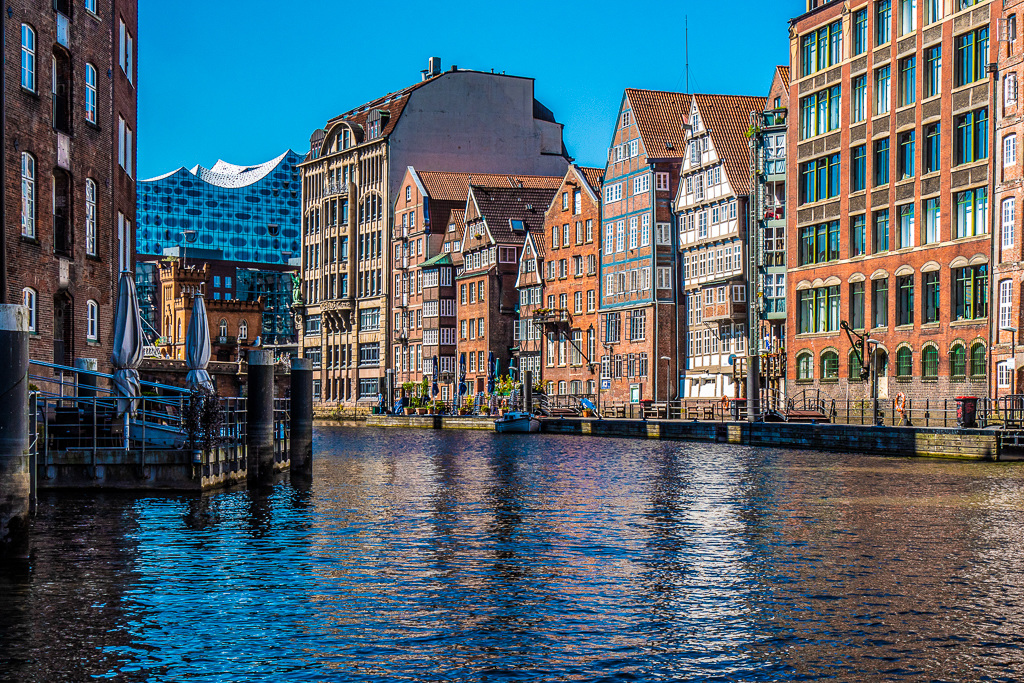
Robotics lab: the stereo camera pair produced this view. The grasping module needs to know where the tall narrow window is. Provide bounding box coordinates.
[924,197,940,244]
[21,153,35,239]
[852,75,867,123]
[21,25,35,91]
[898,131,915,179]
[877,1,892,46]
[899,204,915,248]
[118,116,134,177]
[853,9,868,54]
[85,178,97,256]
[85,63,97,124]
[924,123,941,173]
[925,0,942,24]
[1000,279,1014,330]
[875,138,891,186]
[851,215,867,256]
[924,45,942,98]
[1005,133,1017,167]
[86,301,99,341]
[873,277,889,328]
[875,65,891,115]
[923,271,940,324]
[119,19,133,84]
[897,275,914,326]
[1006,73,1019,109]
[851,145,867,192]
[1003,197,1016,251]
[22,288,37,333]
[898,0,917,36]
[117,212,131,273]
[899,56,917,106]
[874,209,890,253]
[85,0,96,13]
[851,281,866,329]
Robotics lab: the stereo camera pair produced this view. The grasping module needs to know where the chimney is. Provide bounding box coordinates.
[428,57,442,78]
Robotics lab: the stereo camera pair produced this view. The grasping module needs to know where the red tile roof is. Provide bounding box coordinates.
[419,171,563,203]
[625,88,693,160]
[777,66,791,91]
[579,166,604,195]
[693,93,767,195]
[468,185,559,245]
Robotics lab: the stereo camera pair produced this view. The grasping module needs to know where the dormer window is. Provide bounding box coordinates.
[369,120,380,138]
[510,219,525,233]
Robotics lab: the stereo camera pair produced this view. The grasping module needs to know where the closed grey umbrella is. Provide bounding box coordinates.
[185,292,214,392]
[110,271,144,435]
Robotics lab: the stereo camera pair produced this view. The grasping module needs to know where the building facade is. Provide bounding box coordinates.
[993,0,1024,399]
[298,59,569,409]
[136,151,303,350]
[600,89,689,405]
[788,0,996,406]
[515,165,603,398]
[5,0,137,372]
[675,93,765,400]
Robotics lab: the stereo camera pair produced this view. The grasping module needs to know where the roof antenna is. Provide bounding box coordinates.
[685,16,690,93]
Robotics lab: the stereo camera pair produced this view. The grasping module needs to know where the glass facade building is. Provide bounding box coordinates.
[136,150,303,347]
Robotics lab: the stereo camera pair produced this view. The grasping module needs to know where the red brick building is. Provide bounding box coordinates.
[391,169,568,397]
[600,89,690,404]
[787,0,996,406]
[456,182,559,400]
[4,1,137,373]
[515,164,603,397]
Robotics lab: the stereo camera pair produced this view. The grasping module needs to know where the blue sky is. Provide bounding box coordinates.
[138,1,799,180]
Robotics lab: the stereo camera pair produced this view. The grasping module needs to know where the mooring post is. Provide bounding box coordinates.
[289,357,313,474]
[246,350,275,484]
[525,370,533,413]
[0,305,31,560]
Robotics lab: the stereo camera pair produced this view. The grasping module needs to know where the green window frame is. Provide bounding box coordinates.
[821,350,840,380]
[950,345,967,378]
[875,65,891,114]
[898,131,915,180]
[924,123,941,173]
[851,281,866,329]
[896,347,913,378]
[925,45,942,98]
[873,277,889,328]
[955,27,989,87]
[923,198,940,244]
[922,345,939,379]
[970,342,986,378]
[852,145,867,191]
[799,154,841,204]
[798,286,841,334]
[898,204,915,249]
[852,75,867,123]
[799,221,840,265]
[801,20,844,77]
[851,214,867,257]
[953,265,988,321]
[877,1,892,46]
[954,108,988,165]
[874,209,890,253]
[897,274,914,326]
[797,352,814,380]
[853,9,868,55]
[899,55,917,106]
[954,187,988,239]
[923,271,940,323]
[875,137,890,186]
[800,86,841,140]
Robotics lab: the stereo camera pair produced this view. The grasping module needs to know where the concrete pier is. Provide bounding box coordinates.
[289,357,313,474]
[0,305,31,559]
[246,350,275,484]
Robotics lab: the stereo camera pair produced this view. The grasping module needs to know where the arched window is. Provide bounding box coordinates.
[86,300,98,341]
[970,342,986,378]
[21,153,35,238]
[85,63,97,123]
[797,352,813,380]
[950,344,967,378]
[21,25,35,91]
[922,345,939,379]
[848,350,866,381]
[85,178,96,255]
[896,347,913,378]
[176,318,182,342]
[821,350,839,380]
[219,319,228,338]
[238,319,248,341]
[22,288,37,333]
[876,349,889,377]
[558,380,567,395]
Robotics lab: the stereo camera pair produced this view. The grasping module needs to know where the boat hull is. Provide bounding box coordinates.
[494,414,541,433]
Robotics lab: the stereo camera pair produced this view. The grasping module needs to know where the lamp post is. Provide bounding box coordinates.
[179,230,197,267]
[867,338,881,426]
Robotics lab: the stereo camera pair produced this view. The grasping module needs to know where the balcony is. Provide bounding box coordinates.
[532,308,572,336]
[324,180,348,197]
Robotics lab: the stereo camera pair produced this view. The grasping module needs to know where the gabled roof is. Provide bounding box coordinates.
[776,66,790,91]
[693,93,767,195]
[418,171,563,203]
[625,88,693,160]
[579,166,604,195]
[468,185,558,245]
[448,208,466,234]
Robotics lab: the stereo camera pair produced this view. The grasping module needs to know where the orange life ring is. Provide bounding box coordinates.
[895,392,907,414]
[721,395,731,409]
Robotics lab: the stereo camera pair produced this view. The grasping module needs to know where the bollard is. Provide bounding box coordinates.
[246,350,276,485]
[0,305,31,560]
[289,357,313,474]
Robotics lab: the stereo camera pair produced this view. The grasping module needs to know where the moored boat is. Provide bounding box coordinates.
[494,411,540,433]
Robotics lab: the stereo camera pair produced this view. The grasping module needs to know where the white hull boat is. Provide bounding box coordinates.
[494,412,540,433]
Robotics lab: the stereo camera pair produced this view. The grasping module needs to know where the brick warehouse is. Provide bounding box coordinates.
[992,0,1024,400]
[3,0,137,374]
[600,89,690,405]
[515,164,604,398]
[787,0,997,407]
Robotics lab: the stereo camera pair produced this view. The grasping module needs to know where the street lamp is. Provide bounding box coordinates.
[1003,326,1018,397]
[867,338,881,426]
[660,356,671,403]
[179,230,197,268]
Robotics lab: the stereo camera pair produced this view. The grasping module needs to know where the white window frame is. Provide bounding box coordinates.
[118,116,133,177]
[21,24,35,92]
[85,63,97,124]
[22,288,36,332]
[86,300,99,341]
[1000,278,1014,330]
[1003,197,1016,250]
[86,178,97,256]
[655,172,670,191]
[119,18,133,84]
[1005,133,1018,167]
[656,266,672,290]
[21,152,35,238]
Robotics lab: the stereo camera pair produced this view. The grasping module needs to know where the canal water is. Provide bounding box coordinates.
[3,427,1024,682]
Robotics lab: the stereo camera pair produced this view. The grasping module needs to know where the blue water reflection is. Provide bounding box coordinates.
[3,427,1024,681]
